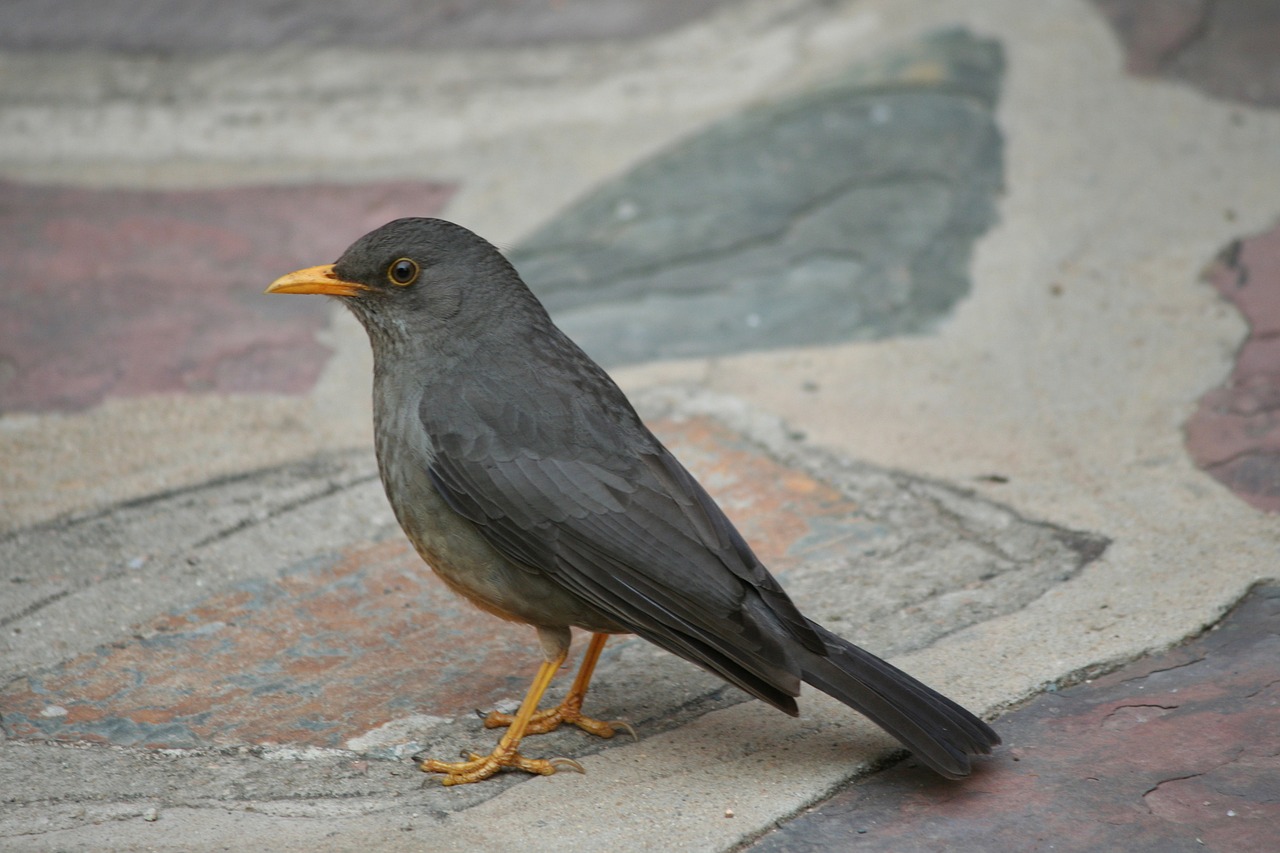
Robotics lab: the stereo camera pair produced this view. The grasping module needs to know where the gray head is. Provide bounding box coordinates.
[266,217,550,359]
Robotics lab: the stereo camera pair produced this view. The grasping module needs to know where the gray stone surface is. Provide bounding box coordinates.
[0,450,387,684]
[512,30,1004,366]
[0,389,1100,835]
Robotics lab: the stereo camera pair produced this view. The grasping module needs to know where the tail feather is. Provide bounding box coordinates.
[800,621,999,779]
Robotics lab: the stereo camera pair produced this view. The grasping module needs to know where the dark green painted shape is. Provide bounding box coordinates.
[511,29,1004,366]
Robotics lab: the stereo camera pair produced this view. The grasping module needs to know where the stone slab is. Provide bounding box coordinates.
[1091,0,1280,107]
[511,30,1004,367]
[748,584,1280,853]
[0,180,453,414]
[1186,223,1280,512]
[0,390,1102,836]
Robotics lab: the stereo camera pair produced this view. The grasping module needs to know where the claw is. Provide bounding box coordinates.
[548,756,586,775]
[418,748,580,786]
[609,719,639,742]
[414,633,619,785]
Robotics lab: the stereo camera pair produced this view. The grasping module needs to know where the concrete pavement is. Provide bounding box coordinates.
[1,0,1277,850]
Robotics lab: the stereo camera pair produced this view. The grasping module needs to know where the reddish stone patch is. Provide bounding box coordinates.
[0,180,453,413]
[0,416,872,750]
[652,415,859,567]
[1186,225,1280,513]
[0,541,535,748]
[1090,0,1280,107]
[1090,0,1210,75]
[749,585,1280,853]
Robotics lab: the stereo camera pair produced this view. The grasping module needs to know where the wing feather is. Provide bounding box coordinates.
[418,363,824,710]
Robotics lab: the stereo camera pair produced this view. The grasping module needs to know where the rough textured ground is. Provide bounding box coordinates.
[1,1,1277,850]
[748,583,1280,852]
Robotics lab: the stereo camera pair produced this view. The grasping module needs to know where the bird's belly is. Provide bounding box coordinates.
[378,448,622,634]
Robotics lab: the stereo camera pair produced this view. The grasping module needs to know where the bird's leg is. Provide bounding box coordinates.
[417,645,584,786]
[481,632,633,739]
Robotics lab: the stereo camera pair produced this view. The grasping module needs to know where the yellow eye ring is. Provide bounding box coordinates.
[388,258,420,286]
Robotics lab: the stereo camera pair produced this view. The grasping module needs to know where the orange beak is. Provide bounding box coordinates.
[265,264,370,297]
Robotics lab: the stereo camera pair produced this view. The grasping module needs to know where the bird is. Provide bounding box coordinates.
[266,217,999,786]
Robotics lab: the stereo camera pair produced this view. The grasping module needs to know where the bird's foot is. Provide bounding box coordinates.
[479,699,634,740]
[416,746,584,786]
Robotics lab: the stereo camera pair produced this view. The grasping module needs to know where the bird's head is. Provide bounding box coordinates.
[266,217,544,356]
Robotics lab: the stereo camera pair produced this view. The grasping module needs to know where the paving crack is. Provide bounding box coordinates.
[0,453,355,547]
[0,588,71,630]
[1140,745,1251,812]
[190,470,379,550]
[0,461,376,627]
[1120,655,1207,683]
[1242,677,1280,701]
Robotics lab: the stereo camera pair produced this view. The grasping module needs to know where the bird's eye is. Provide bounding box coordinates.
[388,258,420,286]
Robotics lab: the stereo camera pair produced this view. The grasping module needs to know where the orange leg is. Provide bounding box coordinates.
[418,646,584,786]
[482,633,634,740]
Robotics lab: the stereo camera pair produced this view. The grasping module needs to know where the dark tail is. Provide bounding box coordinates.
[800,621,1000,779]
